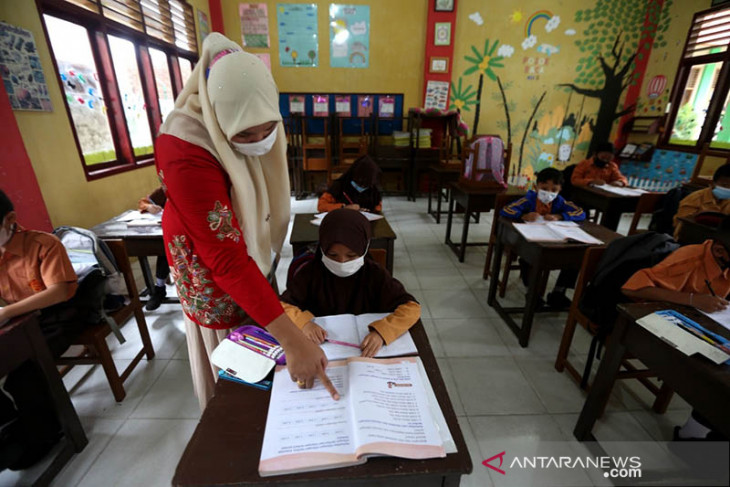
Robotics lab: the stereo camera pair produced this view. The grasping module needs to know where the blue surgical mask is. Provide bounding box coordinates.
[350,180,368,193]
[713,186,730,200]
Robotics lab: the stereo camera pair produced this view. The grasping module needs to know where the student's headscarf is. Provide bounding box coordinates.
[326,155,382,211]
[281,208,415,316]
[158,33,289,275]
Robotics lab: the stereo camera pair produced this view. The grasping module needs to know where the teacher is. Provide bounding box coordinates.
[155,33,337,410]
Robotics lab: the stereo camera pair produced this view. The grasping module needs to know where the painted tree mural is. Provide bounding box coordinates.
[559,0,673,154]
[462,39,505,135]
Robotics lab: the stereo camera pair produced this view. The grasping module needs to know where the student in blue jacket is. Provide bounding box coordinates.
[500,167,586,308]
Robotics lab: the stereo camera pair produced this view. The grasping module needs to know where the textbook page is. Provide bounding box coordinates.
[513,223,565,242]
[700,308,730,333]
[259,361,361,476]
[314,211,384,221]
[349,357,445,459]
[553,225,603,245]
[314,313,417,360]
[593,184,646,196]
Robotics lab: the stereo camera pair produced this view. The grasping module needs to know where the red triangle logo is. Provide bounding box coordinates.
[482,451,506,475]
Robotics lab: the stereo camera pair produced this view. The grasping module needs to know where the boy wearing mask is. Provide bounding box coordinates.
[673,164,730,240]
[571,142,628,187]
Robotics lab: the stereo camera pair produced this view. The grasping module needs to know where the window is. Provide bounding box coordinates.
[40,0,197,179]
[663,6,730,153]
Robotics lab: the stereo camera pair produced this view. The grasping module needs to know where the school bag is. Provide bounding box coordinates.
[577,232,678,385]
[560,164,577,201]
[460,135,507,188]
[52,226,127,343]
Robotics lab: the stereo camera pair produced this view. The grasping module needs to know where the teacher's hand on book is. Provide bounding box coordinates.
[267,313,340,400]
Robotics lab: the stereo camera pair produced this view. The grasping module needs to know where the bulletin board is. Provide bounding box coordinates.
[620,149,698,187]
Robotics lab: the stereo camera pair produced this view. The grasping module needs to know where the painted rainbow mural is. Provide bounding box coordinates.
[525,10,553,37]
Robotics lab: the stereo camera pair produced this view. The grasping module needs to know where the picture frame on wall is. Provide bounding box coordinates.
[434,0,454,12]
[429,57,449,74]
[434,22,451,46]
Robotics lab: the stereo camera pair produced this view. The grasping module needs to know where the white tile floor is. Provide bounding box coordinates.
[1,196,692,487]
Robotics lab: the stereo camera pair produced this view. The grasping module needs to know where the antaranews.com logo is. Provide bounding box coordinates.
[483,451,642,479]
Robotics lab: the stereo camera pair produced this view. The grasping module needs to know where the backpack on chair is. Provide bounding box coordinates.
[52,226,128,344]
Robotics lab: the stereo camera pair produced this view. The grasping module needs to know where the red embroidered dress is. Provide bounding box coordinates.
[155,134,284,329]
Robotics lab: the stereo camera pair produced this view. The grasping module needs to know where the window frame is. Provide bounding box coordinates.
[37,0,197,181]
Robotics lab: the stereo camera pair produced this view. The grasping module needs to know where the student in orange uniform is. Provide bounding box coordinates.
[0,190,79,470]
[501,167,586,308]
[281,209,419,357]
[318,155,383,213]
[571,142,628,187]
[673,164,730,240]
[622,230,730,440]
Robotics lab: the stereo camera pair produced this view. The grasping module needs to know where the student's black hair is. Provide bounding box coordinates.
[536,167,564,186]
[0,189,12,222]
[595,142,614,154]
[712,164,730,182]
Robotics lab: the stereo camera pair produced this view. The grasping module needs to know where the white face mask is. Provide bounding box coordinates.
[537,189,558,205]
[0,219,14,247]
[231,125,278,156]
[321,246,367,278]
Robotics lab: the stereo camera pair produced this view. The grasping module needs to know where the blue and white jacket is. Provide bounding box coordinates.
[500,190,586,222]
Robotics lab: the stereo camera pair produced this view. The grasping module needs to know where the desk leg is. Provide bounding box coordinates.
[574,315,628,441]
[600,210,621,232]
[427,173,434,217]
[445,192,455,245]
[386,239,394,276]
[435,179,443,224]
[459,204,471,263]
[519,265,543,347]
[27,322,87,452]
[487,233,504,307]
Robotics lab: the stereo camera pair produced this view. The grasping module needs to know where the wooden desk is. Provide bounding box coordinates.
[677,215,719,245]
[445,184,521,262]
[0,314,88,485]
[290,213,397,274]
[91,211,177,305]
[487,218,621,347]
[570,185,643,232]
[173,320,472,486]
[574,303,730,441]
[427,165,461,224]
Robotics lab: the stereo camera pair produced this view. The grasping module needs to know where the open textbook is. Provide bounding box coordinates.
[592,184,647,197]
[259,356,455,477]
[513,222,603,244]
[313,313,417,360]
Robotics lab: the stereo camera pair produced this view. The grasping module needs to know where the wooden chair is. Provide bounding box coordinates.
[368,248,387,269]
[628,192,665,235]
[483,192,525,298]
[57,239,155,402]
[302,117,331,177]
[328,117,371,185]
[554,246,674,415]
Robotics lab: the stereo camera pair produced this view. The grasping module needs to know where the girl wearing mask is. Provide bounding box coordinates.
[318,155,383,213]
[155,33,337,410]
[280,209,420,357]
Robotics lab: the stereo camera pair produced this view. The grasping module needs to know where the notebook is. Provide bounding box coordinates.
[313,313,417,360]
[259,356,455,477]
[513,222,603,244]
[592,184,647,197]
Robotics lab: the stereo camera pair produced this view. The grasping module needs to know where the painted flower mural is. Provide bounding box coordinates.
[464,39,505,81]
[449,77,478,112]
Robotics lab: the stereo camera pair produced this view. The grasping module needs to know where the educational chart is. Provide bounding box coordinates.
[424,80,449,110]
[329,4,370,68]
[240,3,270,48]
[0,22,52,111]
[277,4,318,67]
[197,9,209,45]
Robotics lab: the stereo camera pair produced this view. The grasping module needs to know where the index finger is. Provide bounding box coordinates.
[318,369,340,401]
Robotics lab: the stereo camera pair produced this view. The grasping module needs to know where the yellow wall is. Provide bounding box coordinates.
[1,0,210,229]
[219,0,426,111]
[451,0,710,180]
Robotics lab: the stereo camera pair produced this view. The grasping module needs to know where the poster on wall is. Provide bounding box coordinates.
[357,95,373,116]
[424,80,449,110]
[289,94,305,114]
[254,53,271,71]
[197,9,209,46]
[0,22,52,111]
[378,95,395,117]
[313,94,329,116]
[240,3,270,48]
[335,95,351,116]
[329,4,370,68]
[277,3,318,67]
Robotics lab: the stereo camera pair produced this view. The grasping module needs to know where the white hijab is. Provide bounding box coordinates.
[159,33,290,276]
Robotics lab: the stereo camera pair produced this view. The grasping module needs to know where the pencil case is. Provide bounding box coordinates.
[211,325,286,384]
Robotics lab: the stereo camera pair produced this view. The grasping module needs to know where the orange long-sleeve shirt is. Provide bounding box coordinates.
[571,158,628,186]
[317,192,382,213]
[673,187,730,240]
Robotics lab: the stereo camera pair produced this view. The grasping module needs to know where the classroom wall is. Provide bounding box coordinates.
[0,0,210,229]
[218,0,427,111]
[451,0,711,183]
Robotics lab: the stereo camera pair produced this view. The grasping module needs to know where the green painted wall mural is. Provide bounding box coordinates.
[451,0,709,184]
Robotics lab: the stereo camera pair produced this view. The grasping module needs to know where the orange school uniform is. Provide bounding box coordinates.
[318,192,383,213]
[0,225,78,304]
[622,240,730,298]
[673,187,730,240]
[571,158,628,186]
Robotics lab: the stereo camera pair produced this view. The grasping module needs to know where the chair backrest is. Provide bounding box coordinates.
[628,192,665,235]
[570,246,606,331]
[489,192,525,242]
[368,248,387,269]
